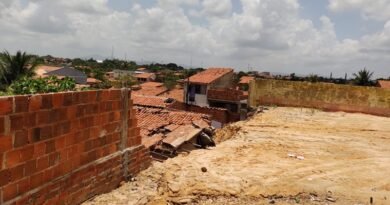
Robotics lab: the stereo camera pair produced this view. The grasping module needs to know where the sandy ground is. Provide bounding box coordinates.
[84,107,390,205]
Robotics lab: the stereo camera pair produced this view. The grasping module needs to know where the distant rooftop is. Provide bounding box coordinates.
[132,95,174,108]
[239,76,255,84]
[134,73,155,79]
[132,82,168,96]
[378,80,390,89]
[187,68,234,84]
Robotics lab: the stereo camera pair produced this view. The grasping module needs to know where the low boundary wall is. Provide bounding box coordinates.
[249,79,390,117]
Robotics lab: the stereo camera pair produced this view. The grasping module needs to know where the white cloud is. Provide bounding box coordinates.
[202,0,232,17]
[328,0,390,21]
[0,0,389,77]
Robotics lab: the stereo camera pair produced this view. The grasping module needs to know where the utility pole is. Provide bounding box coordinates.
[111,46,114,60]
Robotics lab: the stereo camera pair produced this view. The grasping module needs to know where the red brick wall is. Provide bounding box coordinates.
[0,89,151,205]
[207,89,246,102]
[169,102,232,124]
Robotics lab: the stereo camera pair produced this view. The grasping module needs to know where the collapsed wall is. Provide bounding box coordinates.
[0,89,151,205]
[249,79,390,117]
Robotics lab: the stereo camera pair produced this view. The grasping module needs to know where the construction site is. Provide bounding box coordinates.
[0,79,389,205]
[84,107,390,205]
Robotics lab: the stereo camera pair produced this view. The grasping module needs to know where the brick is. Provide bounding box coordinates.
[10,114,24,131]
[0,97,13,115]
[66,106,77,120]
[0,117,4,134]
[14,129,29,148]
[29,95,42,112]
[17,177,30,194]
[14,96,29,113]
[33,125,53,142]
[0,169,11,186]
[51,108,67,122]
[0,135,12,153]
[25,159,37,176]
[48,152,60,166]
[52,93,64,108]
[33,142,46,158]
[30,171,44,189]
[2,182,18,202]
[41,94,53,109]
[24,112,37,128]
[20,145,34,162]
[45,140,56,154]
[109,90,121,100]
[55,136,66,150]
[99,90,110,101]
[63,93,73,106]
[36,156,49,171]
[37,110,51,124]
[6,149,21,168]
[9,164,24,182]
[87,91,97,102]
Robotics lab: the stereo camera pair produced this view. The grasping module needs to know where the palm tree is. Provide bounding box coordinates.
[0,51,39,86]
[353,68,374,86]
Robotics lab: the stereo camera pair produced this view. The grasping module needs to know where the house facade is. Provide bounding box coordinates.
[184,68,247,120]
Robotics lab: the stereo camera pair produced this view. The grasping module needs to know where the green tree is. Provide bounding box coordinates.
[353,68,374,86]
[0,51,39,87]
[163,71,179,91]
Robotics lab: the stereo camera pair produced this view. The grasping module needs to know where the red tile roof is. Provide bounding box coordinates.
[158,88,184,102]
[135,106,210,138]
[378,80,390,89]
[134,73,156,79]
[187,68,234,84]
[132,95,174,108]
[239,76,255,84]
[132,82,168,96]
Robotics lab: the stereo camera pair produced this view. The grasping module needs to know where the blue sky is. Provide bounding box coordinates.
[0,0,389,77]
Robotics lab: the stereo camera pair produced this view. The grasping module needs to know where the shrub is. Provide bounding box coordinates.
[9,76,76,95]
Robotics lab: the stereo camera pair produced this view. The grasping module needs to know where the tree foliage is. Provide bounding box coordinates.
[0,51,39,88]
[353,68,374,86]
[9,76,76,95]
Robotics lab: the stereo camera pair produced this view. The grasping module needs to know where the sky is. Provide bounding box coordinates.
[0,0,389,78]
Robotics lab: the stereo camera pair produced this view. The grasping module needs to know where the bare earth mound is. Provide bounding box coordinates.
[84,107,390,205]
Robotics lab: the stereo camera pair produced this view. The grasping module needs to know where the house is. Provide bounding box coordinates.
[377,80,390,89]
[183,68,247,121]
[35,65,62,78]
[238,76,255,91]
[45,66,87,84]
[112,69,133,78]
[134,73,156,83]
[184,68,234,107]
[86,78,102,86]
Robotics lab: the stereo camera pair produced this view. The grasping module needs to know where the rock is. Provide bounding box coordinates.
[269,199,275,204]
[326,197,336,202]
[201,167,208,172]
[168,183,180,193]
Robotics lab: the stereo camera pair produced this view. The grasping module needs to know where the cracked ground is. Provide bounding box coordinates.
[84,107,390,205]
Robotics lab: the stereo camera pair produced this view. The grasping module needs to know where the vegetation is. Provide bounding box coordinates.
[9,76,76,95]
[0,51,39,89]
[111,75,138,88]
[163,71,179,91]
[353,68,374,86]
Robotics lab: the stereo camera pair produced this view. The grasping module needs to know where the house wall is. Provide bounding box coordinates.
[249,79,390,117]
[0,89,151,205]
[210,72,234,89]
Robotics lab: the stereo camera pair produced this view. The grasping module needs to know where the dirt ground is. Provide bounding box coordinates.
[84,107,390,205]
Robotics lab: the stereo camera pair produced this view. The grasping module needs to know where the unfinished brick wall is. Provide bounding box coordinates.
[0,89,151,205]
[169,102,230,124]
[249,79,390,117]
